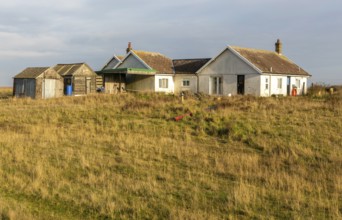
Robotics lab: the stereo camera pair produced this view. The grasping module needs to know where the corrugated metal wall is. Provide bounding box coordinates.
[14,79,36,98]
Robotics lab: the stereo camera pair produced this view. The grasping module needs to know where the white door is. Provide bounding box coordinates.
[86,77,91,94]
[43,79,56,99]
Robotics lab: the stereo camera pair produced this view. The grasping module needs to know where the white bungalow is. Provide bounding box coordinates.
[197,40,311,96]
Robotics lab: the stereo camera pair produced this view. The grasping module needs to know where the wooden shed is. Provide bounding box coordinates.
[13,67,63,99]
[53,63,97,95]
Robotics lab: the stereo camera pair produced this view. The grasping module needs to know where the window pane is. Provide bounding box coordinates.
[278,78,282,89]
[159,78,168,88]
[183,80,190,86]
[296,79,300,88]
[159,79,162,88]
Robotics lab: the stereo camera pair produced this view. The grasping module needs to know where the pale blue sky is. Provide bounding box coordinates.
[0,0,341,86]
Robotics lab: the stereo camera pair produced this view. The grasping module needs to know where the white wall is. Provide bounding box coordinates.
[265,75,309,96]
[260,75,271,96]
[155,74,174,93]
[174,74,197,94]
[289,76,308,95]
[269,75,287,96]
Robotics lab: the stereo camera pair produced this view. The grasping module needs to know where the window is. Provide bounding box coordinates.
[277,78,282,89]
[265,78,269,90]
[182,79,190,87]
[159,78,168,88]
[211,77,223,95]
[296,79,301,88]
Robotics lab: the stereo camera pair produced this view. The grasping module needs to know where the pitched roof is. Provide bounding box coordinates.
[102,55,122,70]
[231,46,310,76]
[53,63,87,76]
[173,58,211,74]
[131,50,174,74]
[14,67,50,79]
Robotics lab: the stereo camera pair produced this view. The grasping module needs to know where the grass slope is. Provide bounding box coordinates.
[0,90,341,219]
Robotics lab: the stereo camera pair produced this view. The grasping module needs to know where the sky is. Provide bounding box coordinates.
[0,0,341,86]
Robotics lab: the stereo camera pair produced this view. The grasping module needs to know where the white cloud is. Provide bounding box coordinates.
[0,32,65,58]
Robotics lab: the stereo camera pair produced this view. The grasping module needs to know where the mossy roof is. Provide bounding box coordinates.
[14,67,50,79]
[131,50,174,74]
[232,46,310,76]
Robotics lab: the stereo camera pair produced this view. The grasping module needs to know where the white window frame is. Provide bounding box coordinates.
[296,79,301,89]
[277,78,282,89]
[265,78,269,90]
[159,78,168,89]
[211,76,223,95]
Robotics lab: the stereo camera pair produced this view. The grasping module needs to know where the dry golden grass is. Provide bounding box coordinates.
[0,87,12,99]
[0,90,341,219]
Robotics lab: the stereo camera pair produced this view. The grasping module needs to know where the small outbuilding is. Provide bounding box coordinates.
[53,63,97,95]
[13,67,63,99]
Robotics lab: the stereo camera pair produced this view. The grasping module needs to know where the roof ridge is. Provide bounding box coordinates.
[132,50,168,57]
[231,46,276,54]
[173,58,211,61]
[55,63,85,66]
[25,67,50,69]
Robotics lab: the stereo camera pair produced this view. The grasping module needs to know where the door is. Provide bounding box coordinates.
[43,79,56,99]
[64,77,72,95]
[237,75,245,95]
[86,77,92,94]
[287,76,291,96]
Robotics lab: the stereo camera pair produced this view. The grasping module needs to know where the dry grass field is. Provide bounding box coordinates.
[0,88,341,219]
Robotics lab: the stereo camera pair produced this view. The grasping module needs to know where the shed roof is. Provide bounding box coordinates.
[14,67,50,79]
[131,50,174,74]
[53,63,96,76]
[173,58,211,74]
[231,46,310,76]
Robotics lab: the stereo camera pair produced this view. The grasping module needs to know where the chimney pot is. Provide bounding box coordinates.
[126,42,132,54]
[275,39,282,55]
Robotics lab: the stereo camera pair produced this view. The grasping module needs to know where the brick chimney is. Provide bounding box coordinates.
[275,39,282,55]
[126,42,132,54]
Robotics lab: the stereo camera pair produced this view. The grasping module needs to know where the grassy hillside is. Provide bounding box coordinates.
[0,89,341,219]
